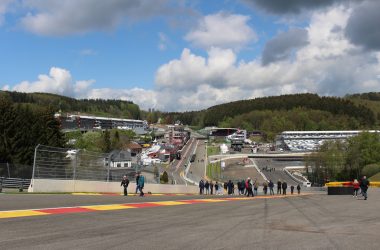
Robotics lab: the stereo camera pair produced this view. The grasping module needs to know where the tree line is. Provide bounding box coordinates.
[305,132,380,184]
[1,91,141,119]
[0,95,65,177]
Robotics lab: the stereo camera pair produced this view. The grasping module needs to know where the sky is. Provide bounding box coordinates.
[1,0,380,112]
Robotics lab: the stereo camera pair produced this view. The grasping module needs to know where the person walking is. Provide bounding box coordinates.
[352,179,360,197]
[253,179,259,196]
[277,180,282,194]
[205,181,210,195]
[135,173,140,194]
[138,173,145,197]
[282,181,288,195]
[263,181,268,195]
[120,175,130,196]
[297,184,301,194]
[360,176,370,200]
[215,181,220,195]
[199,179,205,195]
[246,178,253,197]
[227,180,234,195]
[290,185,294,195]
[268,180,274,195]
[210,181,214,195]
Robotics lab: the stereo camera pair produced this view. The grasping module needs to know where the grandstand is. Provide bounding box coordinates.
[279,130,380,152]
[56,114,148,134]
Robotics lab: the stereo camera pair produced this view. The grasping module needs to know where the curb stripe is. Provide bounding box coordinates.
[0,193,313,220]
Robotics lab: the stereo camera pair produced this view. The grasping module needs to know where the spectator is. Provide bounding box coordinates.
[227,180,234,195]
[360,176,370,200]
[263,181,268,195]
[290,185,294,195]
[135,173,140,194]
[282,181,288,195]
[297,184,301,194]
[199,179,205,195]
[268,180,274,195]
[205,181,210,195]
[210,181,214,195]
[120,175,130,196]
[253,179,259,196]
[277,180,282,194]
[246,178,253,197]
[138,174,145,197]
[352,179,360,197]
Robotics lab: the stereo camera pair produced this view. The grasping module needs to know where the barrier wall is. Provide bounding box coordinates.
[325,181,380,188]
[28,179,199,194]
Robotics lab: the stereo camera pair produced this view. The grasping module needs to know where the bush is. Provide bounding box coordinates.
[362,163,380,177]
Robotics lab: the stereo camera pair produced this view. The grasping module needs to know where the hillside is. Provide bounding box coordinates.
[346,92,380,122]
[162,93,379,140]
[0,91,141,119]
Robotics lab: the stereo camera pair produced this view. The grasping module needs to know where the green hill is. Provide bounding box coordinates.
[0,91,141,119]
[162,93,378,140]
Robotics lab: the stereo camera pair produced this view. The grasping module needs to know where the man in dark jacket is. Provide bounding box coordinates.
[282,181,288,195]
[277,180,282,194]
[121,175,130,196]
[268,180,274,195]
[210,181,214,195]
[227,180,234,195]
[205,180,210,195]
[199,180,205,195]
[360,176,370,200]
[297,184,301,194]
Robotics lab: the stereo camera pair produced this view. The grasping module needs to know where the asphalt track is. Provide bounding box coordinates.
[1,190,380,250]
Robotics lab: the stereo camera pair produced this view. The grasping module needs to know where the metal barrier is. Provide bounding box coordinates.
[0,177,31,191]
[32,145,155,183]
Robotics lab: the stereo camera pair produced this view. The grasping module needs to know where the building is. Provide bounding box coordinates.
[107,150,133,168]
[56,113,148,134]
[279,130,380,152]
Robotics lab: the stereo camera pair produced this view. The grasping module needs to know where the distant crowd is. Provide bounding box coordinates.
[198,178,301,196]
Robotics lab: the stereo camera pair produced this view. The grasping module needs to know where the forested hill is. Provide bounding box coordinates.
[163,93,378,139]
[0,91,141,119]
[203,94,375,126]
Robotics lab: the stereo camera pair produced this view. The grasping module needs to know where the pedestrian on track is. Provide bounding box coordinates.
[360,176,370,200]
[121,175,130,196]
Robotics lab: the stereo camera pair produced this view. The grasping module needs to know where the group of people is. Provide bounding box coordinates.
[199,178,302,196]
[352,176,370,200]
[120,172,145,196]
[198,179,223,195]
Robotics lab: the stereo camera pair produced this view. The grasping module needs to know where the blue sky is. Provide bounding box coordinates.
[1,0,380,111]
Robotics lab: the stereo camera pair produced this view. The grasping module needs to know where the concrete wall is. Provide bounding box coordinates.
[28,179,199,194]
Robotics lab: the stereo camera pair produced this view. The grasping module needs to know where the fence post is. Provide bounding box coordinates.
[32,144,40,180]
[73,150,78,181]
[107,153,111,182]
[6,162,10,178]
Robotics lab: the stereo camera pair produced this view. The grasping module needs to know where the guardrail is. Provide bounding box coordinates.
[326,181,380,187]
[0,177,31,191]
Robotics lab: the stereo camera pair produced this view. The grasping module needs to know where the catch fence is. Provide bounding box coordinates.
[32,145,145,182]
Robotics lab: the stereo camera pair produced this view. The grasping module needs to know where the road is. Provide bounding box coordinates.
[1,190,380,249]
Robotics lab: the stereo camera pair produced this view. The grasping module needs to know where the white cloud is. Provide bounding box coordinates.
[0,0,14,25]
[184,12,257,50]
[9,67,95,97]
[19,0,171,36]
[152,5,380,111]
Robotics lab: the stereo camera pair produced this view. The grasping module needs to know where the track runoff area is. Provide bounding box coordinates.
[1,190,380,249]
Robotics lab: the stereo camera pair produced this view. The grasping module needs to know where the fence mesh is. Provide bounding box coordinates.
[33,145,146,182]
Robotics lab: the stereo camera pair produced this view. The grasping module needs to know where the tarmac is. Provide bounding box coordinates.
[0,189,379,250]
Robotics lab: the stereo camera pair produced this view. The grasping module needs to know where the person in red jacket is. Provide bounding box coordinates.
[352,179,360,197]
